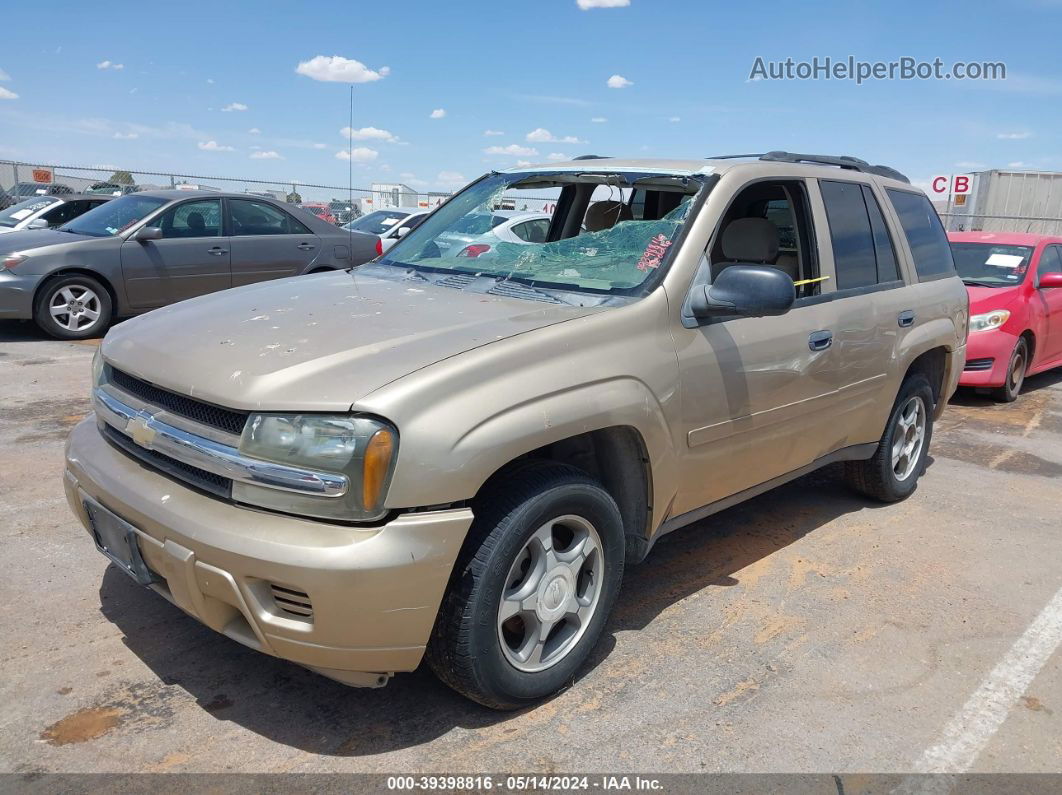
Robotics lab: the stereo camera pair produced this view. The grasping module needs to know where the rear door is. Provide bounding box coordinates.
[227,198,322,286]
[813,179,906,441]
[119,198,230,308]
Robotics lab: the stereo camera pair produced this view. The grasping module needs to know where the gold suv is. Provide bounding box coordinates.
[64,153,968,708]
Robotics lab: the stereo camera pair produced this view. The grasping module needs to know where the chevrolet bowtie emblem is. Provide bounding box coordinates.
[126,415,157,448]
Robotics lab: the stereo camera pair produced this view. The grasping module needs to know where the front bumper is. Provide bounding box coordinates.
[64,417,473,686]
[959,330,1019,388]
[0,270,43,319]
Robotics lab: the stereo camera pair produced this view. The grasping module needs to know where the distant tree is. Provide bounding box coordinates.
[286,190,302,204]
[108,170,134,185]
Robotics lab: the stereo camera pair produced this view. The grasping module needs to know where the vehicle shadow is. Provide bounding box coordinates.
[949,367,1062,406]
[0,320,105,343]
[98,464,889,756]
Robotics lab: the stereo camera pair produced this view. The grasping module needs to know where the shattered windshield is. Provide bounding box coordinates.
[378,170,705,295]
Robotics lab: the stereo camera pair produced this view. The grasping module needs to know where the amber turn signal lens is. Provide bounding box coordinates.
[362,429,395,511]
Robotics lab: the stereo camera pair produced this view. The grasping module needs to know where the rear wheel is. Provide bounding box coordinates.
[426,463,625,710]
[845,374,934,502]
[991,337,1028,403]
[33,274,112,340]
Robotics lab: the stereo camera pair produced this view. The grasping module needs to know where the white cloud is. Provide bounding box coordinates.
[113,131,138,139]
[1008,161,1030,168]
[250,150,282,159]
[577,0,630,8]
[0,87,18,100]
[526,127,585,144]
[955,161,986,169]
[206,78,214,84]
[313,142,327,149]
[997,131,1031,140]
[335,146,378,162]
[0,68,10,81]
[485,144,538,156]
[248,127,261,134]
[295,55,390,83]
[341,125,398,142]
[668,116,681,122]
[607,74,633,89]
[437,170,466,185]
[484,129,505,136]
[591,117,607,123]
[221,102,248,112]
[97,60,124,70]
[546,153,568,161]
[514,160,532,167]
[430,108,446,119]
[198,140,234,152]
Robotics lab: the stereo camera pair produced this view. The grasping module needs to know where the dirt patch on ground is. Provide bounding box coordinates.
[40,706,123,746]
[3,397,90,443]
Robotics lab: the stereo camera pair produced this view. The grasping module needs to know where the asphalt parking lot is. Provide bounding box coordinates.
[0,320,1059,776]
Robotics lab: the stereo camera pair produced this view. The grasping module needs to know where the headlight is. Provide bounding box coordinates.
[969,309,1011,333]
[91,348,104,387]
[237,413,397,522]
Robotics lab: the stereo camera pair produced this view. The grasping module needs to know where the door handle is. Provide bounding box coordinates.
[208,247,228,256]
[296,242,316,251]
[898,310,916,327]
[808,330,833,351]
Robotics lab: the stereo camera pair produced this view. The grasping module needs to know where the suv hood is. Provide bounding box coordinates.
[102,270,599,411]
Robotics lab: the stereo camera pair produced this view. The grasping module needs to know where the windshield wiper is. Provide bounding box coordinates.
[961,278,1000,287]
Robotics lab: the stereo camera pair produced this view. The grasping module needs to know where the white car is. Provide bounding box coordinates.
[0,194,112,234]
[344,208,430,253]
[435,210,552,258]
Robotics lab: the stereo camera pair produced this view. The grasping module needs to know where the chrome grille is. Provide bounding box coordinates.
[108,367,249,435]
[101,423,232,499]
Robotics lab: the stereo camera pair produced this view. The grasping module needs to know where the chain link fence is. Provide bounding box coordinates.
[939,212,1062,235]
[0,160,453,225]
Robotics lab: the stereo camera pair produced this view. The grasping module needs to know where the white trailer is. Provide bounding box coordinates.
[946,169,1062,234]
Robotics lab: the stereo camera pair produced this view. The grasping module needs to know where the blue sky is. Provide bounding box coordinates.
[1,0,1060,193]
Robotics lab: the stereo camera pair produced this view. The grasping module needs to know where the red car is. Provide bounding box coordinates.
[949,231,1062,401]
[300,202,337,225]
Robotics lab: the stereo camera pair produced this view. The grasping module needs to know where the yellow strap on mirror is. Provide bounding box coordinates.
[792,275,831,287]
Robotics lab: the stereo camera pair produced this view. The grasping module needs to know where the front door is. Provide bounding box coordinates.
[120,198,230,308]
[1034,244,1062,363]
[227,198,321,287]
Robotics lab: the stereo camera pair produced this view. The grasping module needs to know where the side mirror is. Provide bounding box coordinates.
[396,226,411,239]
[26,218,48,229]
[133,226,163,242]
[1038,273,1062,289]
[690,264,796,320]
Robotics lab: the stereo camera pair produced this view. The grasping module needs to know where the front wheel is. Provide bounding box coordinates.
[845,374,935,502]
[426,463,625,709]
[34,274,112,340]
[991,337,1028,403]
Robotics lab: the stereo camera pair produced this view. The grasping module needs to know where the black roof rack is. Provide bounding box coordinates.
[706,151,910,184]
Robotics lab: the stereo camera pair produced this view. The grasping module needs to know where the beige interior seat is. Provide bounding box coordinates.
[584,200,633,232]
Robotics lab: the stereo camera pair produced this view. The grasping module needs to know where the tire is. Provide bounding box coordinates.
[426,462,625,710]
[34,274,112,340]
[845,374,935,503]
[991,337,1028,403]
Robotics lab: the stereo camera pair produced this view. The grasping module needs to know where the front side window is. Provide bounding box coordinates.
[1037,245,1062,277]
[230,199,310,236]
[887,189,955,280]
[380,170,705,296]
[59,194,168,237]
[157,199,222,239]
[950,242,1034,287]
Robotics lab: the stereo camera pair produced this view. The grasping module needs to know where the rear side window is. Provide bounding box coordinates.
[862,186,900,282]
[886,189,955,280]
[820,180,878,290]
[230,199,310,236]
